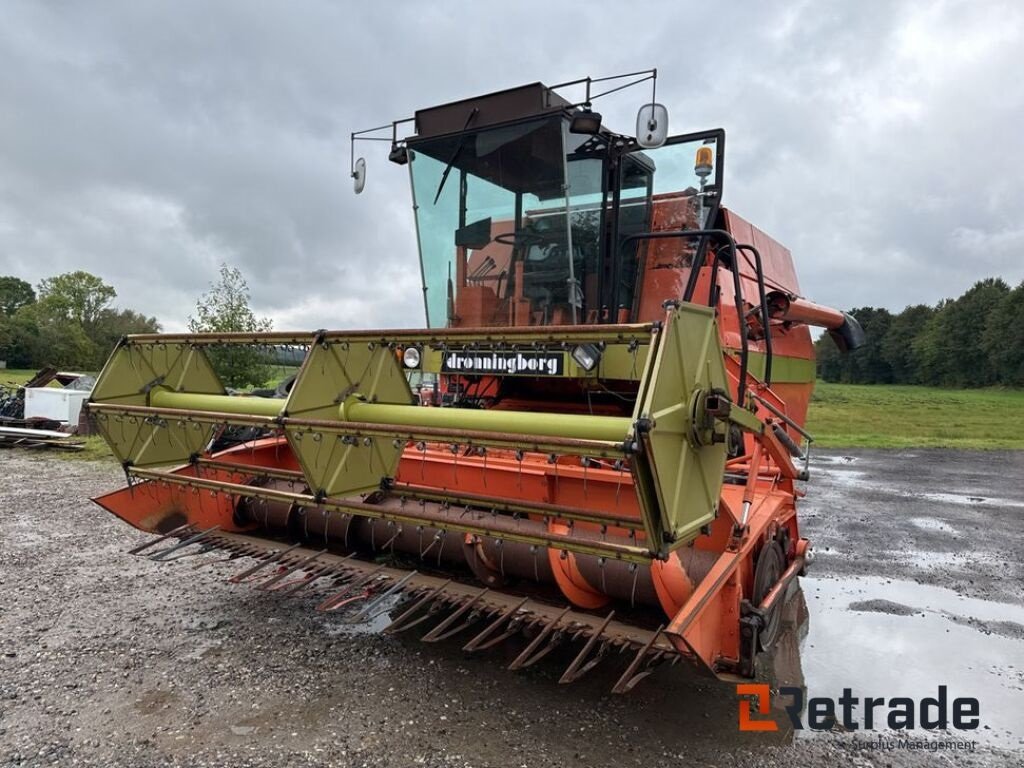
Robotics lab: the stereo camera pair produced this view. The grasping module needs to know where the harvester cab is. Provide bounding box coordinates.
[402,81,722,332]
[87,70,863,690]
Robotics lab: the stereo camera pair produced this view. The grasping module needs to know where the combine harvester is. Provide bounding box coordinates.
[87,71,862,690]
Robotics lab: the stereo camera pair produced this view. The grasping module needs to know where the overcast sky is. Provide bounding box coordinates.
[1,1,1022,332]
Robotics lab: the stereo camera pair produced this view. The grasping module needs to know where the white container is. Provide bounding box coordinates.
[24,387,92,425]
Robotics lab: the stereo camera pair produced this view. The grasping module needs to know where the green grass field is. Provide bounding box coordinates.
[806,381,1024,450]
[5,368,1022,455]
[1,369,59,386]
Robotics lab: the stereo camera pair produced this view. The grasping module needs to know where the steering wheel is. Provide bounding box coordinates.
[494,231,547,248]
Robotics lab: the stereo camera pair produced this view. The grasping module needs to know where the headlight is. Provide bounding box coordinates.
[402,346,421,369]
[571,343,601,372]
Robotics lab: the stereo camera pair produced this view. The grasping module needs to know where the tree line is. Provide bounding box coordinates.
[0,272,160,371]
[815,278,1024,387]
[6,268,1018,388]
[1,265,271,386]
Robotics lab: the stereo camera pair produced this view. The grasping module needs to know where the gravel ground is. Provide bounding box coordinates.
[1,449,1022,767]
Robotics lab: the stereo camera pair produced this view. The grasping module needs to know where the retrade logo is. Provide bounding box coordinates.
[737,684,777,731]
[737,685,981,732]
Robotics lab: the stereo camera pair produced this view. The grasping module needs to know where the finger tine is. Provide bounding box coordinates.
[127,523,194,555]
[381,581,452,635]
[611,625,664,695]
[463,597,529,652]
[421,588,489,643]
[559,610,615,684]
[508,607,571,671]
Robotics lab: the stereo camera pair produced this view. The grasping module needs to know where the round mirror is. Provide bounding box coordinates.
[352,157,366,194]
[636,104,669,149]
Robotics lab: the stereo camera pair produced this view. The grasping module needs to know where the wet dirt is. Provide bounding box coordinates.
[1,448,1022,766]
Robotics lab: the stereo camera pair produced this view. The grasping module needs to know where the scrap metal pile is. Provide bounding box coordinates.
[0,367,87,450]
[85,72,862,690]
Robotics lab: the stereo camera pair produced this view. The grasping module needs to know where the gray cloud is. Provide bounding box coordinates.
[1,0,1022,333]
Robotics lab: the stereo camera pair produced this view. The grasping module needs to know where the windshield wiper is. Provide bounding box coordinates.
[433,108,479,205]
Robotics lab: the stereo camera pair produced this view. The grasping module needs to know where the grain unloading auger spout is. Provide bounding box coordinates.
[87,302,811,689]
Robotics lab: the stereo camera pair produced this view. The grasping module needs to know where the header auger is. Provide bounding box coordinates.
[87,71,862,691]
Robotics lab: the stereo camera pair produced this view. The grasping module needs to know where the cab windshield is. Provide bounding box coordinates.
[408,115,721,327]
[409,115,604,328]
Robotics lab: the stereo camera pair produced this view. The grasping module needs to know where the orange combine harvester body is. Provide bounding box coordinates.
[89,74,863,689]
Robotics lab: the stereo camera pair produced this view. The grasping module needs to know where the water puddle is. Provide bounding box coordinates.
[319,595,400,636]
[813,461,1024,510]
[800,575,1024,748]
[908,517,959,534]
[813,455,860,466]
[816,467,868,485]
[918,492,1024,510]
